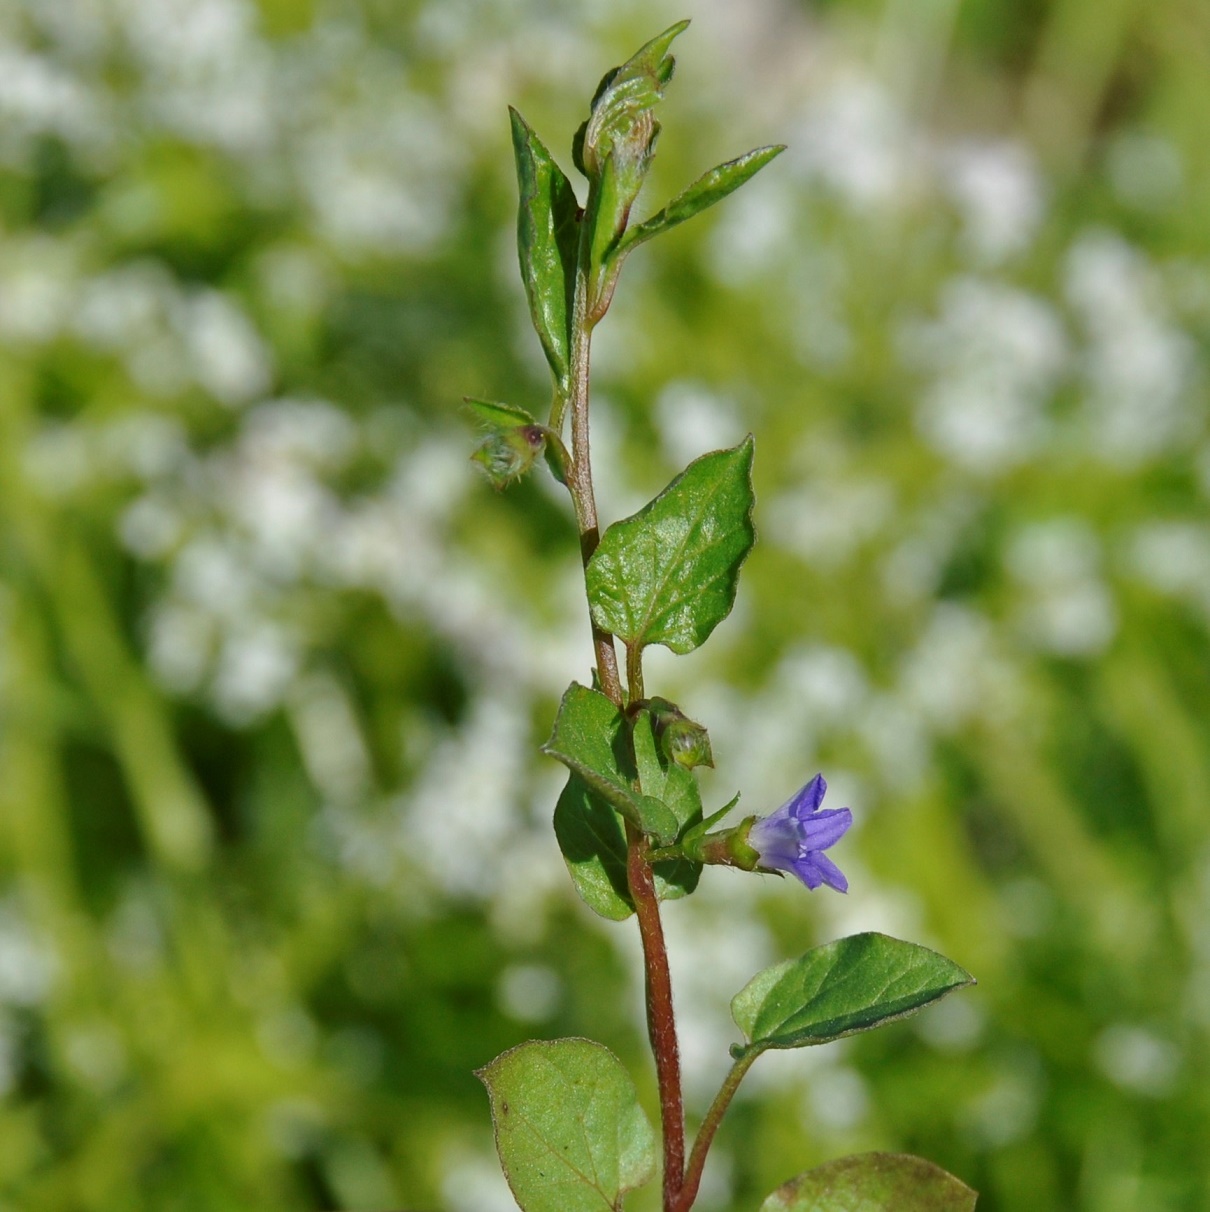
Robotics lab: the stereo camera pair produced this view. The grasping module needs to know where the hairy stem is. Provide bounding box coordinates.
[565,267,622,704]
[675,1051,760,1212]
[626,641,645,704]
[627,822,685,1209]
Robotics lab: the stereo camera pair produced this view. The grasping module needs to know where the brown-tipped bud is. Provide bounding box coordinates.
[471,425,546,489]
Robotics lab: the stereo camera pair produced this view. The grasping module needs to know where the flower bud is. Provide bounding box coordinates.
[471,425,546,489]
[648,697,713,770]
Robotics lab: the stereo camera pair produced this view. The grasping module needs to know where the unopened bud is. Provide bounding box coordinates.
[649,696,713,770]
[471,425,546,489]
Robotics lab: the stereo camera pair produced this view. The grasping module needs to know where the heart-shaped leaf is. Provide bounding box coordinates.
[478,1038,657,1212]
[731,933,974,1058]
[510,108,579,395]
[759,1152,977,1211]
[586,437,756,655]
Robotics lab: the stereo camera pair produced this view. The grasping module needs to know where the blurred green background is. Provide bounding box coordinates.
[2,0,1210,1208]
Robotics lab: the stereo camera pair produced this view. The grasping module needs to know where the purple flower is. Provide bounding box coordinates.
[748,774,851,892]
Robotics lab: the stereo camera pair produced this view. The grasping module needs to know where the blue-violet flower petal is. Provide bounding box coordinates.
[748,773,851,893]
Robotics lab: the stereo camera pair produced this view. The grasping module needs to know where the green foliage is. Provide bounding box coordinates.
[7,0,1210,1207]
[550,712,702,921]
[759,1153,978,1211]
[553,774,635,920]
[542,682,678,842]
[575,21,690,317]
[731,934,975,1057]
[478,1038,657,1212]
[586,437,756,655]
[619,145,787,256]
[510,109,579,398]
[463,397,539,430]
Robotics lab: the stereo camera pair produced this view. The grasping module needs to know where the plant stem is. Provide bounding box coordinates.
[674,1051,760,1212]
[626,641,645,704]
[627,822,685,1210]
[565,263,622,704]
[565,218,684,1210]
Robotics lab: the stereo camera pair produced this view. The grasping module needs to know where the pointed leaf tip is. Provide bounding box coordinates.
[620,143,787,255]
[731,932,975,1056]
[586,436,756,655]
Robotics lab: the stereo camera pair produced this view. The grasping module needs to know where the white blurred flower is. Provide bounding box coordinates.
[1005,518,1117,657]
[942,140,1044,264]
[906,276,1067,474]
[1066,231,1200,466]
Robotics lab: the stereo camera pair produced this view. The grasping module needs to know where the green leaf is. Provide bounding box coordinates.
[554,775,633,921]
[759,1152,978,1211]
[578,21,688,178]
[510,108,579,394]
[463,396,538,430]
[552,712,703,920]
[478,1038,657,1212]
[731,933,975,1058]
[541,683,677,843]
[632,709,702,900]
[586,437,756,655]
[620,144,786,255]
[576,22,689,318]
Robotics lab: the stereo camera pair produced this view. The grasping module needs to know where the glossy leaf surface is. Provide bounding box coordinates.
[553,775,633,920]
[542,683,677,842]
[552,713,703,920]
[759,1152,977,1211]
[731,933,974,1057]
[587,437,756,654]
[478,1038,657,1212]
[510,108,579,393]
[621,144,786,254]
[577,21,687,177]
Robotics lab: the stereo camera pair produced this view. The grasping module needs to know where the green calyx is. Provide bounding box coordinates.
[687,816,760,870]
[471,425,547,489]
[648,696,714,769]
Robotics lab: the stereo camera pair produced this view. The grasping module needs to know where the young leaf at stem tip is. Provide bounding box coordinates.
[478,1038,658,1212]
[575,21,689,318]
[730,932,975,1059]
[510,108,579,401]
[586,436,756,655]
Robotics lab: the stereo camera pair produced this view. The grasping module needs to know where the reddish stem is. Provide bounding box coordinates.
[627,823,685,1209]
[673,1051,758,1211]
